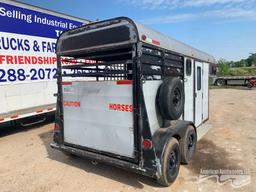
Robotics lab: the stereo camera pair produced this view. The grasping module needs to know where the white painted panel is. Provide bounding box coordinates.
[63,81,134,158]
[184,58,194,122]
[0,86,7,114]
[0,0,87,119]
[203,63,209,121]
[0,81,56,114]
[195,61,203,127]
[143,80,162,134]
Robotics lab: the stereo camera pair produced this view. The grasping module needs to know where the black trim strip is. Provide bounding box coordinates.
[63,142,136,163]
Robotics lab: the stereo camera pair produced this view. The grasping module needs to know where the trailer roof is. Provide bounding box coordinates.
[57,17,216,63]
[134,21,216,64]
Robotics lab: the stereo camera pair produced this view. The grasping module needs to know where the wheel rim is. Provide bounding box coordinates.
[217,80,224,86]
[169,148,179,176]
[248,83,253,88]
[173,88,181,110]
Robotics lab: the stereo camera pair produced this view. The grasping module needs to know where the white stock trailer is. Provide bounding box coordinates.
[0,0,89,124]
[51,17,216,186]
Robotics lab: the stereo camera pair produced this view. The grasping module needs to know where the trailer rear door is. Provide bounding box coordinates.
[63,80,135,158]
[56,19,138,159]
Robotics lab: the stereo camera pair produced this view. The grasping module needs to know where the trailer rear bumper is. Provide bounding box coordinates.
[50,142,157,178]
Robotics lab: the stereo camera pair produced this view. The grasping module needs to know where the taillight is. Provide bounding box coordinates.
[143,139,152,149]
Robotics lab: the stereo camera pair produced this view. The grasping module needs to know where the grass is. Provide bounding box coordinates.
[222,67,256,76]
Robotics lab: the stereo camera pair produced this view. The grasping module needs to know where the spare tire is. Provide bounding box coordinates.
[158,77,184,120]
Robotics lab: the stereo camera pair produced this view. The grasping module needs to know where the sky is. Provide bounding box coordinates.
[19,0,256,61]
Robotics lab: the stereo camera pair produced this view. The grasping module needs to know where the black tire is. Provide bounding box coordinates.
[247,82,253,88]
[158,77,184,120]
[157,138,181,187]
[215,79,225,86]
[180,125,197,164]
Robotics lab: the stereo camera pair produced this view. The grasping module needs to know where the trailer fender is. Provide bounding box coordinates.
[152,120,196,177]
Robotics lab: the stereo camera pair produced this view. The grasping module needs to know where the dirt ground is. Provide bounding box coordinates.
[0,88,255,192]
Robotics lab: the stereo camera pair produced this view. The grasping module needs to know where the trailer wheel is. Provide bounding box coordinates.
[157,137,180,187]
[158,77,184,120]
[215,79,226,86]
[180,125,197,164]
[247,82,254,88]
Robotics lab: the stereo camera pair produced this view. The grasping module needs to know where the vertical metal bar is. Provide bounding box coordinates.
[96,64,99,81]
[56,55,64,144]
[132,42,142,163]
[162,49,165,79]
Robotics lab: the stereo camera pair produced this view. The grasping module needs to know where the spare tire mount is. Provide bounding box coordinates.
[157,77,185,120]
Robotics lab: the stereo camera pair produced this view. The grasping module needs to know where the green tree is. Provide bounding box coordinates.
[240,59,248,67]
[247,53,256,66]
[217,58,230,76]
